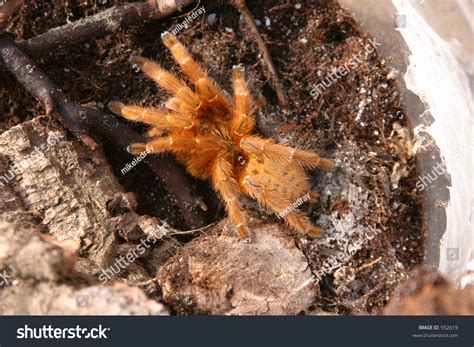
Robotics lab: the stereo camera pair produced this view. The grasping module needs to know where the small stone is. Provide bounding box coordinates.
[207,13,217,25]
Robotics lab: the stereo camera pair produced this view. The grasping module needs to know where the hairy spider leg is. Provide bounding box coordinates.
[231,65,255,137]
[129,56,204,116]
[211,157,250,239]
[161,32,233,117]
[128,135,220,156]
[108,101,194,130]
[146,128,165,138]
[240,136,334,170]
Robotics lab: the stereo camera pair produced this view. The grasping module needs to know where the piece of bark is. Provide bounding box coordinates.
[382,267,474,315]
[157,219,318,315]
[1,282,168,315]
[0,221,167,315]
[0,116,169,276]
[0,221,77,282]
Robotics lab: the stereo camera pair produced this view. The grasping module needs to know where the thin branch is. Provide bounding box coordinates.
[234,0,288,108]
[18,0,196,58]
[0,35,206,229]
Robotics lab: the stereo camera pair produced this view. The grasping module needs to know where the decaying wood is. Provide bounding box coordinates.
[157,219,318,315]
[0,117,170,276]
[0,221,167,315]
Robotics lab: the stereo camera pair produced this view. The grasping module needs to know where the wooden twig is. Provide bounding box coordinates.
[19,0,196,58]
[0,35,206,229]
[356,256,382,273]
[234,0,288,108]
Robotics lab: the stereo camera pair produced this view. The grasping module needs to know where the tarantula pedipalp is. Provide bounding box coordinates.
[108,32,334,240]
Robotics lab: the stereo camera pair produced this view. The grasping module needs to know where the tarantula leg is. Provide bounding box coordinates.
[309,191,318,203]
[108,101,194,130]
[240,136,334,170]
[161,32,232,116]
[164,97,181,113]
[241,174,323,237]
[129,56,203,115]
[146,127,165,138]
[284,210,323,237]
[231,65,255,136]
[211,158,250,240]
[127,135,221,155]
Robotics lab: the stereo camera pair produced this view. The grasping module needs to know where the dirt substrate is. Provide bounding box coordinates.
[0,0,425,315]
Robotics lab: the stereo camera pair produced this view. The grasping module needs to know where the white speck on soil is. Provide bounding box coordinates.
[207,13,217,25]
[265,16,271,27]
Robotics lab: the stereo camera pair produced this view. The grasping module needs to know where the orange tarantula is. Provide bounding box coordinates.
[108,32,334,240]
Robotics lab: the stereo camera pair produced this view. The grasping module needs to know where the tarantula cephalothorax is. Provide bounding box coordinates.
[108,32,334,240]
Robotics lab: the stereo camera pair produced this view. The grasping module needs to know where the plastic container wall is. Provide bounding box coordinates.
[338,0,473,284]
